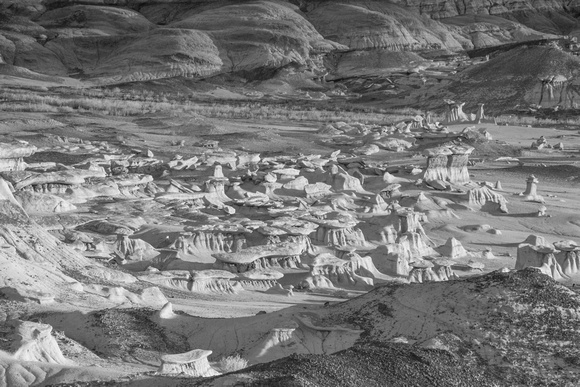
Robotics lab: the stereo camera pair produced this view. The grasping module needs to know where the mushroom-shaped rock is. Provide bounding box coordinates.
[159,349,220,377]
[521,174,544,203]
[432,258,460,280]
[423,147,453,182]
[306,212,367,248]
[447,146,474,183]
[553,240,580,277]
[408,259,456,282]
[423,145,473,184]
[516,242,567,281]
[554,240,579,251]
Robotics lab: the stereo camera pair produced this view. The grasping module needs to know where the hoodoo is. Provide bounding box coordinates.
[516,238,567,281]
[424,146,474,184]
[158,349,220,377]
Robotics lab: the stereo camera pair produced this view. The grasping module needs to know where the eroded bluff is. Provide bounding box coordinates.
[1,0,578,83]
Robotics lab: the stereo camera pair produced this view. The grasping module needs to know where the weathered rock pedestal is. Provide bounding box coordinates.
[424,146,474,185]
[307,212,367,248]
[158,349,220,377]
[408,259,458,283]
[447,146,473,183]
[521,174,544,202]
[516,238,566,281]
[424,147,451,182]
[554,241,580,277]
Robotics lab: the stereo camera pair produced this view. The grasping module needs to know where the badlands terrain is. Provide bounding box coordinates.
[3,0,580,386]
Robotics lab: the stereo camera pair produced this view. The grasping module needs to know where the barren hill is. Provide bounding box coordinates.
[0,0,578,84]
[60,268,580,386]
[187,268,580,386]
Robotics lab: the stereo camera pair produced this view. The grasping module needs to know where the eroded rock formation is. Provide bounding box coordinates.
[213,240,307,273]
[158,349,220,377]
[517,237,580,281]
[467,184,509,213]
[0,142,36,172]
[6,320,73,365]
[423,146,474,184]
